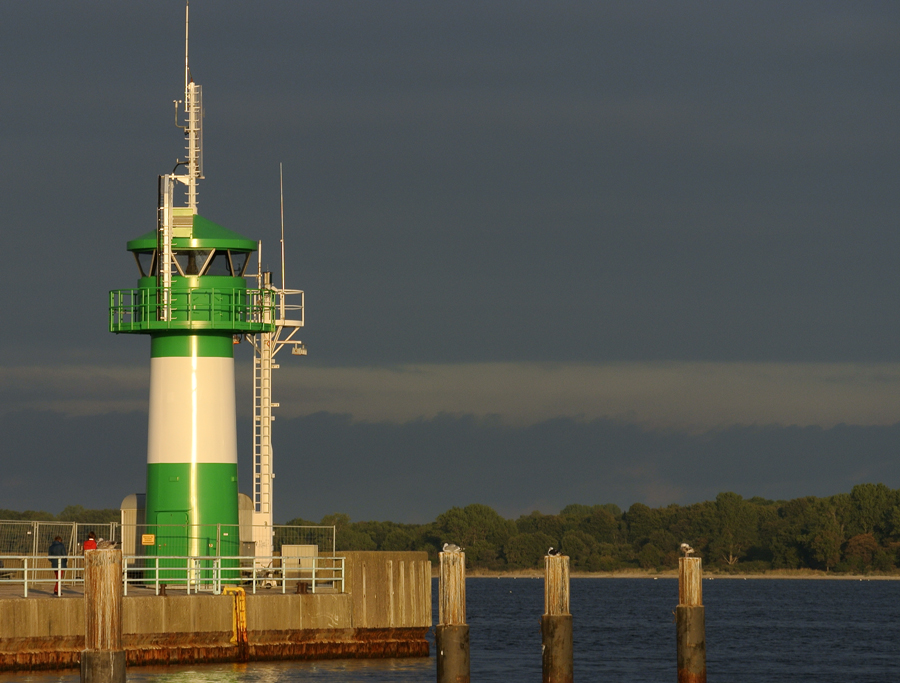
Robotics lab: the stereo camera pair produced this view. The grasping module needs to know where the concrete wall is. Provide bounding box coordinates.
[0,592,359,641]
[246,593,352,632]
[341,551,432,628]
[124,594,232,640]
[0,596,83,638]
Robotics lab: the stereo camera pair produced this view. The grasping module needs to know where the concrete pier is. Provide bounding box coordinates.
[0,551,431,672]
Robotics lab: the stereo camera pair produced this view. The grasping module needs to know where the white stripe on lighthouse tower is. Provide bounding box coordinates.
[147,356,238,466]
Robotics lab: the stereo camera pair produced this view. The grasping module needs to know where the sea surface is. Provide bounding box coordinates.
[4,577,899,682]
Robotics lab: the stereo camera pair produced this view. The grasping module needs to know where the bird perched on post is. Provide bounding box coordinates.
[680,543,695,557]
[547,547,561,556]
[97,539,120,549]
[442,542,462,553]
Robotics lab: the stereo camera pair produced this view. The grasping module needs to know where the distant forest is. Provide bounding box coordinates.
[6,485,900,573]
[287,484,900,574]
[0,505,120,524]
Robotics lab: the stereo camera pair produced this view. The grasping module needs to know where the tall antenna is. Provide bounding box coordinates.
[184,1,189,98]
[177,0,203,213]
[158,0,202,320]
[246,165,306,565]
[280,163,286,292]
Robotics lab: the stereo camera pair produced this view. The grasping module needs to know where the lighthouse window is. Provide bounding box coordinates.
[230,251,250,276]
[172,252,189,275]
[204,249,233,276]
[135,251,156,277]
[172,250,211,276]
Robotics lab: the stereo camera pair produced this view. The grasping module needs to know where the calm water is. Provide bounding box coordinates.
[4,577,899,682]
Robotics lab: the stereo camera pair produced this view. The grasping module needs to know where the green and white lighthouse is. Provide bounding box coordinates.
[112,215,273,562]
[109,5,277,570]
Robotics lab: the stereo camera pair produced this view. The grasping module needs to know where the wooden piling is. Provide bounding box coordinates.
[81,549,125,683]
[436,551,469,683]
[542,554,573,683]
[676,557,706,683]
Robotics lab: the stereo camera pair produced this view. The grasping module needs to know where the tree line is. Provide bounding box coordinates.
[288,483,900,574]
[0,505,120,524]
[6,484,900,573]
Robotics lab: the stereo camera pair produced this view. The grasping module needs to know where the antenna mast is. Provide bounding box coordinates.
[280,163,286,293]
[179,0,203,213]
[246,167,306,568]
[158,1,203,320]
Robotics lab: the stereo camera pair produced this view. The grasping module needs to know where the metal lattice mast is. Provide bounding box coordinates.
[253,281,275,520]
[158,2,202,323]
[177,1,203,213]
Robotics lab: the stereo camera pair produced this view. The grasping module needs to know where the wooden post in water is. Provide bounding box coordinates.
[81,549,125,683]
[436,551,469,683]
[676,557,706,683]
[542,554,573,683]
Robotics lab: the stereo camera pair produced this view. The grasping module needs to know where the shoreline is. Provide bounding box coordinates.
[452,568,900,581]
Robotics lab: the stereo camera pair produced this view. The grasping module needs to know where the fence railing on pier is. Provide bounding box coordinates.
[0,521,119,557]
[0,553,344,598]
[0,521,335,558]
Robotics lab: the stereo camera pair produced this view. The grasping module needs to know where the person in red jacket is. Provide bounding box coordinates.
[83,531,97,552]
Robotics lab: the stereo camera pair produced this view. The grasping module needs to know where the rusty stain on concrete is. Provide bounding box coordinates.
[0,628,429,671]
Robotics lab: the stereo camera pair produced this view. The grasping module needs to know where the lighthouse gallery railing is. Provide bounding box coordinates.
[109,287,277,333]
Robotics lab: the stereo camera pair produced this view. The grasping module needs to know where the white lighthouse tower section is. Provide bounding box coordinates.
[147,357,239,466]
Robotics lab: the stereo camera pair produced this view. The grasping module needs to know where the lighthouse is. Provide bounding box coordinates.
[109,5,276,574]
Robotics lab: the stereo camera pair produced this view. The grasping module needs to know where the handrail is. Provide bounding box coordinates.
[0,554,345,598]
[0,555,82,598]
[122,554,344,596]
[109,287,278,333]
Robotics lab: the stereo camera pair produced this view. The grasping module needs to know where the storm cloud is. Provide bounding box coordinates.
[1,2,898,520]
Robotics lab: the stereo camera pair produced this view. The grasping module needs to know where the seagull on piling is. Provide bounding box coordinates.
[97,539,120,550]
[547,547,562,556]
[680,543,695,557]
[442,542,462,553]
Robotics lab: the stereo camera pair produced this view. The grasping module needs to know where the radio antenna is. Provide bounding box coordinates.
[184,2,190,97]
[280,163,286,291]
[176,0,203,212]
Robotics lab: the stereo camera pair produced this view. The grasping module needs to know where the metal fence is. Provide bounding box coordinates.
[272,525,335,555]
[0,521,119,557]
[0,521,333,557]
[0,553,344,598]
[120,524,335,557]
[123,555,345,596]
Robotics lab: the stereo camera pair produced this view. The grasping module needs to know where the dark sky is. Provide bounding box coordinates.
[1,2,899,522]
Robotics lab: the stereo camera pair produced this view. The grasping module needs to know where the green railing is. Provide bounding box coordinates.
[109,287,277,333]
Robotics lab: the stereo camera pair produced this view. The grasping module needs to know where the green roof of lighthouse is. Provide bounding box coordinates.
[127,214,257,252]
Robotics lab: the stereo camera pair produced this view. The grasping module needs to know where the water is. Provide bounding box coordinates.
[4,577,899,682]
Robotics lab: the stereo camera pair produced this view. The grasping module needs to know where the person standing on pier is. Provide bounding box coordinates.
[83,532,97,552]
[48,536,67,595]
